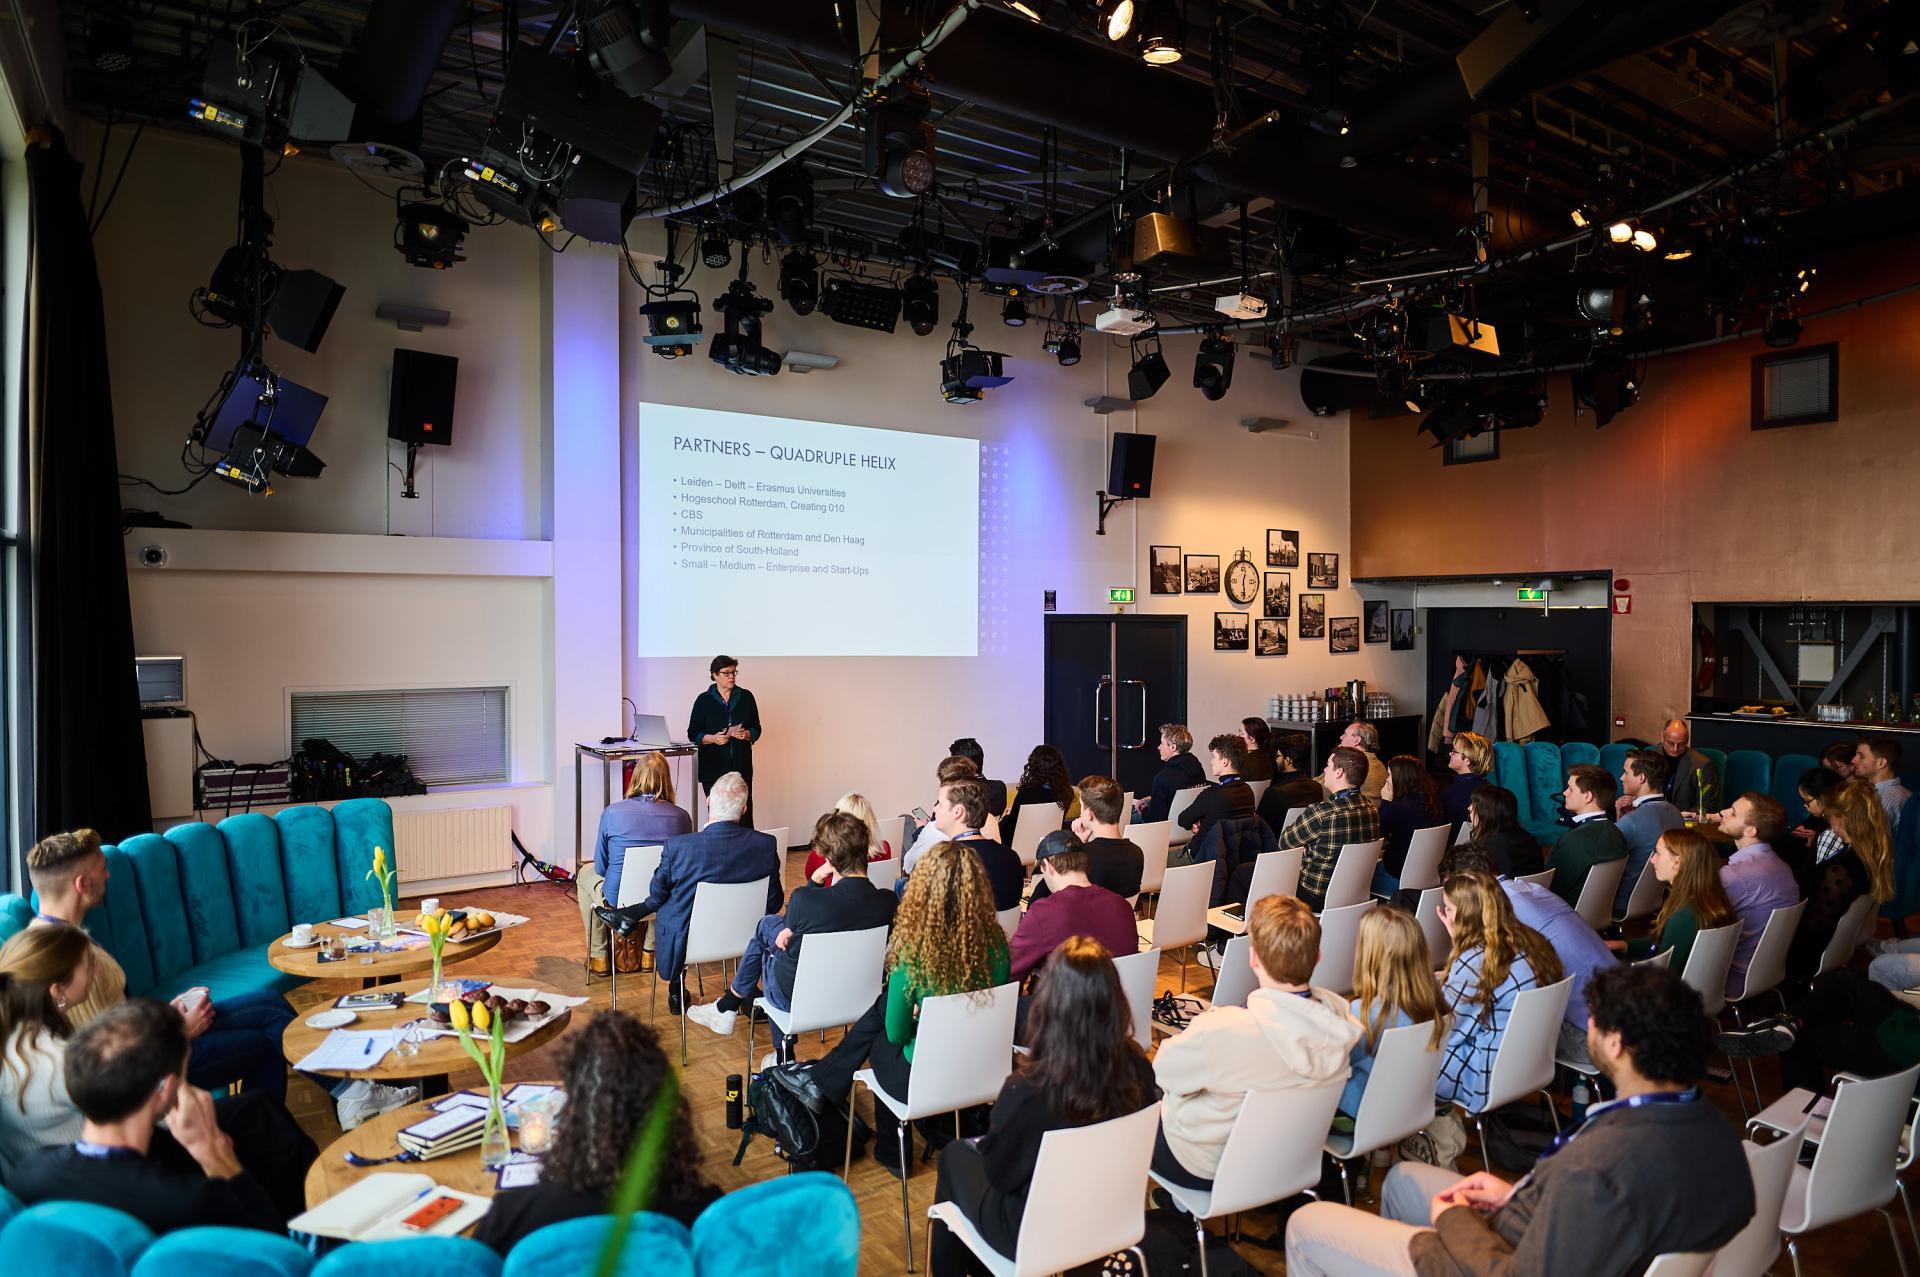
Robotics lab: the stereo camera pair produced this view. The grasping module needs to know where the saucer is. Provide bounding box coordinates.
[305,1009,357,1029]
[282,935,322,949]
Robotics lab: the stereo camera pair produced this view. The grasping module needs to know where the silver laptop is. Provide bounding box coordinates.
[630,713,687,747]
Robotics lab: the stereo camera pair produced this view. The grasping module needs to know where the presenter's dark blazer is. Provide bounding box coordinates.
[637,820,783,980]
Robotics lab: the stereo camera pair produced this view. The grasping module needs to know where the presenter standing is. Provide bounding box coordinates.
[689,655,761,826]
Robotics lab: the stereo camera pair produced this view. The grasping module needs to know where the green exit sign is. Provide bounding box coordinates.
[1109,587,1136,604]
[1516,587,1549,602]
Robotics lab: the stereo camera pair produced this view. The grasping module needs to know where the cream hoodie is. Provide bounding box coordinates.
[1154,984,1362,1179]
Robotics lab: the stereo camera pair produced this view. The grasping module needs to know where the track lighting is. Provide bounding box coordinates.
[1193,332,1234,401]
[1105,0,1135,42]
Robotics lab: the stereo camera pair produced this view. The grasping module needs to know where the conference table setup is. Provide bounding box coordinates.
[268,918,506,983]
[305,1081,566,1210]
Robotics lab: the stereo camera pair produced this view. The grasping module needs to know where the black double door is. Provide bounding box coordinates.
[1042,615,1187,797]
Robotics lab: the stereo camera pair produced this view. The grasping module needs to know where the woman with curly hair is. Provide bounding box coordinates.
[807,839,1012,1175]
[1434,870,1563,1113]
[1002,745,1081,849]
[474,1011,716,1253]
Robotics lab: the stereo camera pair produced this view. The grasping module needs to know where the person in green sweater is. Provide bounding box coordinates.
[1611,828,1738,975]
[804,839,1011,1177]
[1547,764,1629,912]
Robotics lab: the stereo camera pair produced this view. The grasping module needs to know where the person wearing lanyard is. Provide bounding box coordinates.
[1284,963,1755,1277]
[688,654,761,826]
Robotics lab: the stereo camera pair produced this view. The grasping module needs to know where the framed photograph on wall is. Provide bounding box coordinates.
[1150,545,1183,594]
[1214,612,1250,652]
[1255,618,1287,656]
[1364,600,1390,644]
[1307,552,1340,589]
[1298,593,1326,638]
[1330,616,1360,653]
[1263,572,1291,618]
[1185,554,1221,594]
[1391,609,1416,651]
[1267,528,1300,568]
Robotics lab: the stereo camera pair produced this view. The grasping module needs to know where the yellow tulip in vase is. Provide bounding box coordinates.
[421,912,452,1003]
[364,845,398,939]
[452,996,511,1167]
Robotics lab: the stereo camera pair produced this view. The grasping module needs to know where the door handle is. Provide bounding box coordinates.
[1094,675,1113,750]
[1118,679,1149,748]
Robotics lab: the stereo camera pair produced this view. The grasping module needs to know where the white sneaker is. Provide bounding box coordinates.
[338,1081,420,1130]
[686,1001,738,1037]
[759,1052,780,1073]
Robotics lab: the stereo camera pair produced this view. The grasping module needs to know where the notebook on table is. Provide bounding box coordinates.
[289,1171,490,1240]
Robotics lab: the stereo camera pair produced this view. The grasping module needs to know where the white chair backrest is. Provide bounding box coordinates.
[784,926,890,1033]
[1573,858,1629,930]
[1514,868,1556,891]
[1209,935,1258,1010]
[1796,1063,1920,1232]
[684,877,771,965]
[1284,804,1308,831]
[1729,898,1807,1003]
[613,845,666,909]
[1346,1022,1445,1160]
[1398,826,1450,893]
[1242,848,1304,912]
[1712,1127,1804,1277]
[996,906,1021,942]
[1634,948,1673,970]
[1478,976,1574,1115]
[1678,922,1741,1020]
[1130,821,1172,894]
[1167,785,1209,830]
[904,982,1020,1119]
[1310,901,1374,996]
[1453,821,1473,846]
[1639,1253,1714,1277]
[1151,862,1213,951]
[1815,894,1876,978]
[1323,840,1384,912]
[1012,1105,1158,1277]
[1414,887,1450,970]
[1010,803,1064,868]
[1207,1080,1347,1218]
[1112,948,1160,1051]
[1120,792,1135,830]
[1247,778,1272,805]
[866,856,902,894]
[1617,856,1666,924]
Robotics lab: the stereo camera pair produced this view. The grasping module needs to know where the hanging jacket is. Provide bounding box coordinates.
[1505,658,1552,742]
[1450,665,1481,735]
[1429,690,1452,753]
[1472,669,1501,739]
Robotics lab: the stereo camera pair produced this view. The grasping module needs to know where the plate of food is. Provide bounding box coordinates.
[410,906,506,943]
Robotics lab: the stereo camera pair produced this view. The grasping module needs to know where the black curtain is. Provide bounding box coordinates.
[28,133,151,840]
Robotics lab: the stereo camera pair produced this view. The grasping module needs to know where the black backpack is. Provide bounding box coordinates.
[733,1063,871,1172]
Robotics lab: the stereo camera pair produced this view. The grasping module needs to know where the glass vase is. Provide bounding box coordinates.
[369,905,398,940]
[480,1082,511,1168]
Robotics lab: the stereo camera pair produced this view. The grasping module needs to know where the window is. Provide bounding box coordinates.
[290,687,511,787]
[1444,429,1498,465]
[1752,343,1839,431]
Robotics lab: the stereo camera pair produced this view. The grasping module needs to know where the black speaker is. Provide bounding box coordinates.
[1107,431,1156,499]
[267,268,344,354]
[388,349,459,446]
[558,154,638,244]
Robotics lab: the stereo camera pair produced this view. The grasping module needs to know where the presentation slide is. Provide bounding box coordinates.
[635,404,980,657]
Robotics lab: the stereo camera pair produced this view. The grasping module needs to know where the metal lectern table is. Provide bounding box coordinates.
[572,740,703,873]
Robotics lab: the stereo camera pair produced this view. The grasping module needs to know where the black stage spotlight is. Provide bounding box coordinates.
[1574,273,1628,336]
[640,297,704,357]
[1042,322,1082,366]
[1002,294,1028,327]
[1193,332,1234,400]
[779,251,819,316]
[701,225,731,270]
[768,165,814,245]
[582,0,673,96]
[396,202,470,269]
[1763,302,1803,348]
[1137,0,1183,64]
[710,275,781,376]
[901,271,940,336]
[1573,352,1638,427]
[820,279,902,333]
[1128,335,1171,400]
[865,79,936,198]
[1418,397,1486,447]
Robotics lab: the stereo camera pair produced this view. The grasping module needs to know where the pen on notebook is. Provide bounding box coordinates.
[363,1038,374,1056]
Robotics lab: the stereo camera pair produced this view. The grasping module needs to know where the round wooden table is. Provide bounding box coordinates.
[280,976,572,1082]
[304,1082,560,1208]
[267,921,501,980]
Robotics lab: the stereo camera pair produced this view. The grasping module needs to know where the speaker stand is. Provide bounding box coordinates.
[400,442,422,500]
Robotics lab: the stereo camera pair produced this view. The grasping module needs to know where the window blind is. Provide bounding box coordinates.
[290,687,510,787]
[1763,350,1832,422]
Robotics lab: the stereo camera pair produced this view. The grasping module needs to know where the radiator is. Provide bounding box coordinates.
[393,805,515,884]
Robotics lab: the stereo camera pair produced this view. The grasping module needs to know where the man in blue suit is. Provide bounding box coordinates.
[596,772,782,1014]
[1612,750,1684,917]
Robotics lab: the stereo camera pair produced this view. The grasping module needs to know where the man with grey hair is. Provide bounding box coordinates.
[1337,720,1387,800]
[596,771,781,1015]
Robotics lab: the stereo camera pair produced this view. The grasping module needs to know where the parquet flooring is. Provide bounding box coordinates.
[284,862,1901,1275]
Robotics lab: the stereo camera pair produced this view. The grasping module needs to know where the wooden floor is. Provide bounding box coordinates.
[285,863,1906,1275]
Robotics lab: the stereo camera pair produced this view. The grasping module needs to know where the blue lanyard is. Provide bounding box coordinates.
[1540,1088,1700,1161]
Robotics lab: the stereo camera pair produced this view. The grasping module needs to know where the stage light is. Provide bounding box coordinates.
[1607,221,1634,244]
[710,276,781,375]
[639,296,704,357]
[1569,204,1594,230]
[1631,227,1658,253]
[1795,264,1818,295]
[1002,295,1028,327]
[777,251,819,316]
[1193,332,1234,401]
[1574,352,1638,427]
[902,271,940,336]
[1141,36,1183,64]
[1007,1,1043,19]
[1106,0,1135,41]
[768,164,813,245]
[940,306,1013,404]
[395,202,470,269]
[1663,244,1694,262]
[1574,273,1628,335]
[1418,398,1485,447]
[1309,106,1350,136]
[1128,335,1171,400]
[1403,382,1427,414]
[701,225,731,269]
[821,279,903,333]
[1055,330,1081,366]
[581,0,674,96]
[1763,302,1803,348]
[865,79,936,199]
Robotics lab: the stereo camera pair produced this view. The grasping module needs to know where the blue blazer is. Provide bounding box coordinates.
[638,821,784,979]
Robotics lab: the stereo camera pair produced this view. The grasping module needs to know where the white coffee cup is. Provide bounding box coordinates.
[420,897,441,914]
[290,923,315,945]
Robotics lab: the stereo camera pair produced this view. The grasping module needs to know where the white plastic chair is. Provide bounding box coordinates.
[1119,791,1135,830]
[1310,901,1375,996]
[1749,1080,1920,1268]
[1284,804,1307,831]
[1247,778,1271,805]
[1130,820,1172,908]
[1710,1125,1807,1277]
[850,982,1019,1271]
[1454,821,1473,846]
[657,876,771,1063]
[867,856,902,894]
[1206,935,1257,1011]
[1815,894,1877,979]
[1678,922,1742,1021]
[995,906,1021,942]
[929,1104,1157,1277]
[1396,825,1450,894]
[1514,867,1556,891]
[760,825,791,856]
[1322,839,1384,912]
[1112,947,1160,1051]
[1572,858,1629,931]
[1324,1022,1444,1202]
[1614,856,1666,925]
[1635,948,1673,970]
[1008,802,1063,869]
[1167,785,1209,848]
[606,843,665,1012]
[1150,1080,1346,1277]
[1774,1063,1920,1277]
[1206,848,1302,936]
[1138,861,1212,991]
[1460,976,1574,1169]
[1414,887,1450,970]
[1640,1254,1715,1277]
[745,924,888,1079]
[1729,900,1809,1012]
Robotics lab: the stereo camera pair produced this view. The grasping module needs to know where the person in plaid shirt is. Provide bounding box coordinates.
[1278,746,1381,911]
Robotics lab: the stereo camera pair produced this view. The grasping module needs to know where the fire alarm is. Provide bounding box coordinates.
[1612,577,1630,592]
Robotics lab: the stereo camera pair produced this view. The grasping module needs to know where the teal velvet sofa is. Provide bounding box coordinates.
[0,799,395,1002]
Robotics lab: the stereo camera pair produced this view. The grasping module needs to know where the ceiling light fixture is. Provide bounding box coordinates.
[1007,0,1043,20]
[1606,221,1634,245]
[1631,227,1658,253]
[1002,294,1029,327]
[901,271,940,336]
[1763,302,1803,348]
[1137,0,1183,63]
[1128,333,1171,400]
[1106,0,1135,41]
[778,250,819,316]
[395,202,470,269]
[1193,331,1234,401]
[700,225,731,269]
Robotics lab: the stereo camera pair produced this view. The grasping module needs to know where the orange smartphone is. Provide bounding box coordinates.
[400,1195,463,1232]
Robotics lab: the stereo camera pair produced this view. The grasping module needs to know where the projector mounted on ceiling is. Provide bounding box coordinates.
[1094,305,1157,337]
[1215,292,1268,321]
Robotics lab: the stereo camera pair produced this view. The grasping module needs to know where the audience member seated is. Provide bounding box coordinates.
[806,841,1011,1175]
[1866,932,1920,992]
[1180,734,1257,848]
[1288,964,1755,1277]
[686,811,897,1063]
[1031,775,1142,903]
[1610,829,1737,976]
[921,777,1023,910]
[903,755,985,874]
[1009,833,1138,986]
[1786,777,1894,982]
[929,937,1157,1276]
[948,736,1010,820]
[1462,787,1544,880]
[1338,720,1388,800]
[801,792,893,887]
[1151,895,1360,1191]
[26,830,296,1103]
[1136,723,1206,824]
[1853,733,1911,826]
[1374,755,1443,897]
[1277,747,1381,912]
[1341,908,1448,1119]
[1655,717,1718,813]
[1439,732,1493,839]
[1434,872,1564,1114]
[1787,766,1846,877]
[1238,717,1278,784]
[1822,740,1856,779]
[1722,966,1920,1091]
[1613,751,1685,916]
[0,923,95,1176]
[12,1000,316,1233]
[1547,765,1628,910]
[1002,745,1081,849]
[597,772,782,1016]
[1257,733,1325,837]
[1444,844,1615,1069]
[577,750,693,974]
[474,1012,719,1253]
[1713,793,1800,995]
